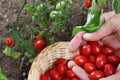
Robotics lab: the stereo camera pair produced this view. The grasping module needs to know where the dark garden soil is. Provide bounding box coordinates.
[0,0,112,80]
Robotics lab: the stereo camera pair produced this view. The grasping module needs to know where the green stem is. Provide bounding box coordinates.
[16,0,27,22]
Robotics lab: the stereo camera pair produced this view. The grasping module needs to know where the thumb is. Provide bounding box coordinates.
[83,19,117,41]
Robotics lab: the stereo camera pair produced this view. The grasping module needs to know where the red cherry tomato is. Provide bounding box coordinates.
[89,70,104,80]
[40,74,49,80]
[108,54,120,66]
[34,39,46,49]
[104,64,115,76]
[63,77,69,80]
[88,41,100,46]
[80,44,92,57]
[88,55,96,64]
[85,0,92,8]
[57,64,66,76]
[49,69,61,80]
[65,69,75,78]
[74,55,88,66]
[6,37,15,47]
[55,58,67,65]
[89,42,101,56]
[71,76,79,80]
[102,45,115,56]
[96,54,107,69]
[84,63,96,73]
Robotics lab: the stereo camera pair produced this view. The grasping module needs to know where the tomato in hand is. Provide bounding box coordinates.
[74,55,88,66]
[88,55,96,64]
[71,76,79,80]
[89,41,101,56]
[104,64,116,76]
[96,54,107,69]
[40,74,49,80]
[108,55,120,66]
[84,62,96,73]
[49,69,61,80]
[65,69,75,78]
[102,45,115,56]
[80,44,92,57]
[89,70,104,80]
[85,0,92,8]
[6,37,15,47]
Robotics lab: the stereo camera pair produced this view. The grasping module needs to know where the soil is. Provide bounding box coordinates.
[0,0,112,80]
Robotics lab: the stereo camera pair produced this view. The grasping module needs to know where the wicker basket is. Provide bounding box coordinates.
[28,42,74,80]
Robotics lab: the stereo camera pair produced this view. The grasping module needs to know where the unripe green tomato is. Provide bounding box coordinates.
[50,11,60,19]
[36,3,46,11]
[56,1,67,10]
[32,13,39,21]
[26,6,35,15]
[68,0,73,4]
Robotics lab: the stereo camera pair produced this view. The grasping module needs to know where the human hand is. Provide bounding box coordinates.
[68,11,120,80]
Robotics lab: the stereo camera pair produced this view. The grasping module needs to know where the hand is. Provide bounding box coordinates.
[68,11,120,80]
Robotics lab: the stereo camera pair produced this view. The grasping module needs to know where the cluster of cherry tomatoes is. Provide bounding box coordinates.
[74,41,120,80]
[40,58,79,80]
[34,34,46,53]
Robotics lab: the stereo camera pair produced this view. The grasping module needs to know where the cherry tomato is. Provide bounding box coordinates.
[104,64,115,76]
[40,74,49,80]
[71,76,79,80]
[55,58,67,65]
[85,0,92,8]
[96,54,107,69]
[57,64,66,76]
[6,37,15,47]
[34,39,46,49]
[88,41,100,46]
[88,55,96,64]
[89,42,101,56]
[80,44,92,57]
[84,63,96,73]
[65,69,75,78]
[49,69,61,80]
[90,70,104,80]
[63,77,69,80]
[56,1,67,10]
[74,55,88,66]
[108,54,120,66]
[36,3,46,11]
[102,45,115,56]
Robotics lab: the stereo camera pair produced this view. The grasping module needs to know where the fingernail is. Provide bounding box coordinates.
[83,33,92,39]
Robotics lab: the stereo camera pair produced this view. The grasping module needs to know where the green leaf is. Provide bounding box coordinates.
[3,47,20,59]
[98,0,107,6]
[0,68,8,80]
[112,0,120,14]
[72,0,103,36]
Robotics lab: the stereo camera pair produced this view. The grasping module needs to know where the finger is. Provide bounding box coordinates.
[116,64,120,72]
[69,32,85,52]
[83,18,116,41]
[103,11,115,23]
[99,72,120,80]
[72,65,90,80]
[67,60,77,69]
